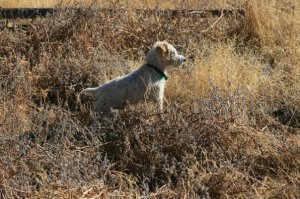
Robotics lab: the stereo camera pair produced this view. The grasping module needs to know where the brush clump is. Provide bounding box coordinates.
[0,0,299,198]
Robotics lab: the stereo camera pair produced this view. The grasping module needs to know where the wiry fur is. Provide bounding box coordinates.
[81,41,186,113]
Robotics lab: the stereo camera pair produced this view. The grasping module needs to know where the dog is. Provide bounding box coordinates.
[81,41,186,113]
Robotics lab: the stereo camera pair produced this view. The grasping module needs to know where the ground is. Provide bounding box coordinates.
[0,0,299,198]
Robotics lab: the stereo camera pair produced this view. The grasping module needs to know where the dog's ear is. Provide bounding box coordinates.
[156,43,169,55]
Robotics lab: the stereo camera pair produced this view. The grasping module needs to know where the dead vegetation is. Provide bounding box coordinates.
[0,0,299,198]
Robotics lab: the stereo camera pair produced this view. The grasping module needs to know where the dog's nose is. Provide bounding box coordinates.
[182,57,186,62]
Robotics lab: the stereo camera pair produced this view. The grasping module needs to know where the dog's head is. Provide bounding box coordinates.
[146,41,186,68]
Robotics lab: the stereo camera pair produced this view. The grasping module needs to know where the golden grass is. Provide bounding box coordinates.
[167,42,262,100]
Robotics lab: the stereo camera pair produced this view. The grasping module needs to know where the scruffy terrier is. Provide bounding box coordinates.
[81,41,186,113]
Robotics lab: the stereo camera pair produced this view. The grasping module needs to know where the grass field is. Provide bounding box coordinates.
[1,0,245,8]
[0,0,299,198]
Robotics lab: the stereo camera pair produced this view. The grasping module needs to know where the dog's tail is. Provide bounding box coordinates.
[81,88,97,97]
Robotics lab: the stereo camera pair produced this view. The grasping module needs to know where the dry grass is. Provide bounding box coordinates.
[1,0,245,9]
[0,0,299,198]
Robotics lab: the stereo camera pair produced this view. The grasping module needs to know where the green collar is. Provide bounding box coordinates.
[147,64,168,80]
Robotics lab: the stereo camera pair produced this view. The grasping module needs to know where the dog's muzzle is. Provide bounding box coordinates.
[178,55,186,65]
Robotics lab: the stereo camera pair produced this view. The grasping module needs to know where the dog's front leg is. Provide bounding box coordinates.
[157,99,163,113]
[156,87,164,114]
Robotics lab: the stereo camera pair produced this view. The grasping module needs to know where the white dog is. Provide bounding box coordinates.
[81,41,186,113]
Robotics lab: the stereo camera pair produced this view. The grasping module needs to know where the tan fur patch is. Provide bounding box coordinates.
[156,42,169,55]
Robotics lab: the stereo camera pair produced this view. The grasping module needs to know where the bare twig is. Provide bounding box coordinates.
[201,9,224,33]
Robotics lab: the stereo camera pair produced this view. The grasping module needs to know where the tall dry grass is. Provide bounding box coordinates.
[1,0,246,9]
[0,0,299,198]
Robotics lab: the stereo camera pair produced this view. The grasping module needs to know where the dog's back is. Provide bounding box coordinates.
[83,66,152,112]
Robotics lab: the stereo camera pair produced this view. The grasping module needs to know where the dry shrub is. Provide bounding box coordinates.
[1,88,298,198]
[168,40,299,127]
[1,0,246,9]
[165,0,300,128]
[239,0,300,69]
[239,0,300,128]
[0,1,299,198]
